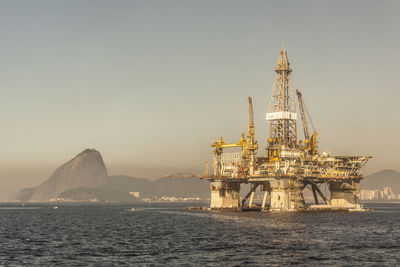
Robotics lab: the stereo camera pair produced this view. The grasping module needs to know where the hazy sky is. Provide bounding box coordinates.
[1,0,399,199]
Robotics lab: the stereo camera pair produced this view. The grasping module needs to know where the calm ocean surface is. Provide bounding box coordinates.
[0,202,399,266]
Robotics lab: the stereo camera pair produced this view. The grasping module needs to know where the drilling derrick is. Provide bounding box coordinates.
[267,45,297,151]
[203,44,371,212]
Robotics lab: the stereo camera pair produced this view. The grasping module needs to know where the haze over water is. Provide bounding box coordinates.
[0,202,399,266]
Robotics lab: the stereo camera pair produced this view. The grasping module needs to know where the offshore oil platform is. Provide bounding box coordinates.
[203,45,371,212]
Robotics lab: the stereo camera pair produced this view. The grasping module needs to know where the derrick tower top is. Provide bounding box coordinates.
[267,44,297,148]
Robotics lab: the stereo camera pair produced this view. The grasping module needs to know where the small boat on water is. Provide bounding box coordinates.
[53,206,58,209]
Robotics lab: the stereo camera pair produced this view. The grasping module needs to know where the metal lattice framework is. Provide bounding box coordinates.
[268,46,297,148]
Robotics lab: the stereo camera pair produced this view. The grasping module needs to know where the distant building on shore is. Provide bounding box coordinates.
[360,187,400,201]
[129,192,140,198]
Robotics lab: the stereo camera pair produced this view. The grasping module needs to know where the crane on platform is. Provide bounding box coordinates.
[247,97,257,151]
[211,97,258,156]
[211,97,258,176]
[296,89,318,155]
[247,97,257,174]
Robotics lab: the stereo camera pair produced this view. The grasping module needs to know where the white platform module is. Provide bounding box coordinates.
[266,112,297,121]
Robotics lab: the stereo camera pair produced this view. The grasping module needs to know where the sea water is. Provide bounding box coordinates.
[0,202,399,266]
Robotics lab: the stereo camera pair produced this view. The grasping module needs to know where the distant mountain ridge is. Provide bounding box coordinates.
[10,149,209,202]
[10,149,108,202]
[361,169,400,193]
[30,149,108,201]
[51,175,210,202]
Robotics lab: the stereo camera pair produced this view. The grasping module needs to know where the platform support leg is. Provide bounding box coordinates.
[249,191,255,207]
[261,191,269,210]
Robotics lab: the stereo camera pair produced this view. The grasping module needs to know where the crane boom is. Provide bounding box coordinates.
[212,97,257,157]
[296,89,311,140]
[296,89,318,154]
[248,97,255,147]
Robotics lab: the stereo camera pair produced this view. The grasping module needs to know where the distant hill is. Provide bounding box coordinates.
[10,187,36,202]
[152,177,209,199]
[100,175,154,197]
[361,169,400,193]
[10,149,108,202]
[58,187,140,202]
[10,149,210,202]
[99,175,210,199]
